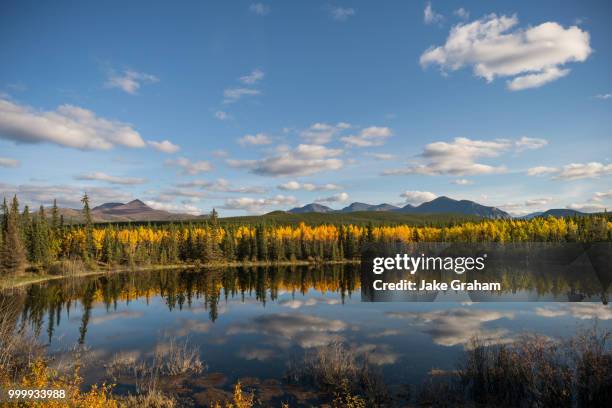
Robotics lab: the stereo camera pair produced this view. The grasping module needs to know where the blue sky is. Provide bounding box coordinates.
[0,0,610,216]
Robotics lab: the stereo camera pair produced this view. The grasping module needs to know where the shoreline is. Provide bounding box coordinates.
[0,259,361,290]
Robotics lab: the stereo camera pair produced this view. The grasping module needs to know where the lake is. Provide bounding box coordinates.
[4,264,612,406]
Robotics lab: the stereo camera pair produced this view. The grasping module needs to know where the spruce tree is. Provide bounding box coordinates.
[207,209,222,262]
[81,193,94,259]
[255,225,267,261]
[0,195,27,275]
[51,199,59,230]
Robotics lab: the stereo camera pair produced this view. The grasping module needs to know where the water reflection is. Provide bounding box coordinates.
[16,265,359,344]
[1,263,611,391]
[361,243,612,303]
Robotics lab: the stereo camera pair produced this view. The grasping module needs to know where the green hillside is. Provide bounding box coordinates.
[218,210,481,226]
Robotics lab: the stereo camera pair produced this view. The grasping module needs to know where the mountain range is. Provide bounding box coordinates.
[41,197,591,223]
[519,209,587,219]
[48,199,201,223]
[289,196,512,219]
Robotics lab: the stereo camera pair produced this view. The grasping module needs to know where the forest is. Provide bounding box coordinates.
[1,194,611,276]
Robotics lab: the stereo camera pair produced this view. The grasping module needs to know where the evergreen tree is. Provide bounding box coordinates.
[51,199,60,230]
[22,205,32,255]
[207,209,222,262]
[0,195,27,275]
[221,226,236,260]
[1,198,7,233]
[255,225,268,261]
[81,193,94,259]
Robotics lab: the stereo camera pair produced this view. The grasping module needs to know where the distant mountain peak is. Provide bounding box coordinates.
[122,199,150,209]
[288,203,334,214]
[288,196,510,218]
[91,202,124,212]
[398,196,510,219]
[431,196,455,203]
[341,202,375,212]
[521,209,587,219]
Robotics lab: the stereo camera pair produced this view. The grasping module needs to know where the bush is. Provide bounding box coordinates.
[286,341,389,407]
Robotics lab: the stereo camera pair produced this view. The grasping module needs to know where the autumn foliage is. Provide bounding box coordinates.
[1,195,611,274]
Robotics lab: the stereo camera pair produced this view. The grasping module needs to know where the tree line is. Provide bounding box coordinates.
[1,194,611,275]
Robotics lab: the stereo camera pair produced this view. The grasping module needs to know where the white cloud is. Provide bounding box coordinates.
[227,144,343,177]
[222,194,297,213]
[214,110,230,120]
[366,152,396,160]
[279,298,318,309]
[277,181,301,191]
[594,93,611,100]
[238,347,275,361]
[524,197,553,206]
[166,157,213,175]
[238,132,272,146]
[152,189,207,201]
[239,69,265,84]
[147,140,180,153]
[507,67,570,91]
[591,190,612,202]
[223,87,260,104]
[226,313,346,348]
[384,137,510,176]
[315,192,349,203]
[278,181,341,191]
[341,126,392,147]
[527,166,558,176]
[249,3,270,16]
[500,197,554,215]
[515,136,548,151]
[566,202,606,212]
[90,310,144,325]
[105,70,158,94]
[328,6,355,21]
[387,308,514,348]
[177,179,267,194]
[144,200,201,215]
[555,162,612,180]
[528,162,612,180]
[451,178,473,185]
[300,122,350,144]
[454,8,470,20]
[75,172,146,185]
[0,182,133,208]
[0,157,19,168]
[424,2,444,25]
[535,304,612,320]
[420,14,592,90]
[400,190,437,205]
[212,149,228,158]
[0,99,146,150]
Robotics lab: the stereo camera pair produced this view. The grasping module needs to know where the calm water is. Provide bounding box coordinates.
[5,264,612,404]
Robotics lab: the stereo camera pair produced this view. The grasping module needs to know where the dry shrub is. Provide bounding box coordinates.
[47,259,88,276]
[211,382,254,408]
[416,371,464,408]
[0,294,45,383]
[154,337,205,376]
[568,326,612,406]
[286,341,389,407]
[461,334,574,407]
[106,337,204,402]
[119,389,177,408]
[418,325,612,408]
